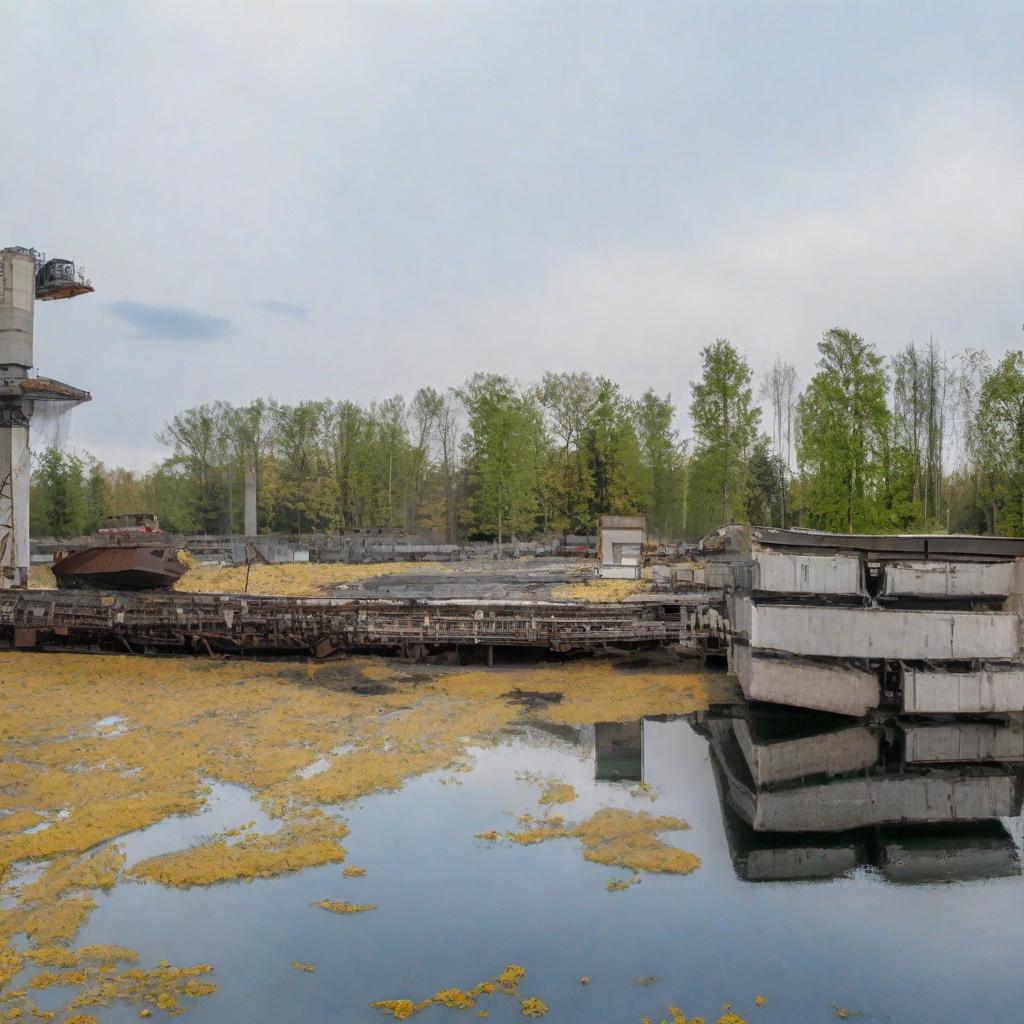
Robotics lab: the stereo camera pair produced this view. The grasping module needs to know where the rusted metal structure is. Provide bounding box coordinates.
[0,590,725,659]
[51,545,187,590]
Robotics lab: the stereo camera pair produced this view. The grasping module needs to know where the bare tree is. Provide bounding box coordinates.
[759,358,798,527]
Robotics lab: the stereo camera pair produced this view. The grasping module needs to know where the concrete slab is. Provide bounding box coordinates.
[738,600,1020,660]
[752,550,864,596]
[731,644,880,716]
[902,665,1024,714]
[881,560,1016,598]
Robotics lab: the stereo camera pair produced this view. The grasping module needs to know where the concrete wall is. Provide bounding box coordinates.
[731,643,880,716]
[738,600,1021,660]
[882,560,1016,598]
[752,550,863,596]
[902,665,1024,713]
[599,526,643,566]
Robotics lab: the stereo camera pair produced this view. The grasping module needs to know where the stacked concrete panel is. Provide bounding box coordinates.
[716,527,1024,716]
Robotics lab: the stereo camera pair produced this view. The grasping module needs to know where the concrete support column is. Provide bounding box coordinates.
[244,466,257,536]
[0,423,30,588]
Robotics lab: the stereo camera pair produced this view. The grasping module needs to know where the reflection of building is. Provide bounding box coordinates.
[595,721,643,781]
[696,707,1024,884]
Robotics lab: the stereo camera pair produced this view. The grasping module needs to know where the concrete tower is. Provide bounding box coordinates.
[0,246,92,588]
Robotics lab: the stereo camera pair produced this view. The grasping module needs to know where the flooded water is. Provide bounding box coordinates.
[15,702,1018,1023]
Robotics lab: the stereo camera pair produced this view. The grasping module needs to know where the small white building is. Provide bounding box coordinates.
[597,514,645,579]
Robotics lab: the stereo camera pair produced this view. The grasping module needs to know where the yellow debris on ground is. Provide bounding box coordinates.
[26,565,55,589]
[174,560,444,596]
[551,578,647,602]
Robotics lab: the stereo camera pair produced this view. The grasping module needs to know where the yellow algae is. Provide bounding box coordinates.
[503,808,699,878]
[290,962,315,973]
[831,1009,865,1020]
[475,830,500,842]
[1,960,215,1023]
[138,1012,152,1018]
[62,1016,96,1024]
[0,946,22,988]
[174,561,442,597]
[0,811,44,836]
[551,579,646,602]
[520,997,548,1017]
[341,865,366,877]
[316,899,376,914]
[579,978,589,986]
[127,813,348,887]
[754,997,767,1006]
[370,966,536,1020]
[606,876,640,892]
[716,1014,747,1024]
[537,781,577,806]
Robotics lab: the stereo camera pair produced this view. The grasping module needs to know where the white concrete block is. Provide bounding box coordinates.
[752,551,863,595]
[731,643,880,716]
[745,602,1020,660]
[902,665,1024,713]
[882,560,1015,598]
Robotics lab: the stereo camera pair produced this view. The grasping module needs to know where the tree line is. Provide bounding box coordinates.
[30,330,1024,540]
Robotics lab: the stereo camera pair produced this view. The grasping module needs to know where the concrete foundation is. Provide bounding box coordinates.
[731,643,880,716]
[736,599,1020,660]
[902,665,1024,714]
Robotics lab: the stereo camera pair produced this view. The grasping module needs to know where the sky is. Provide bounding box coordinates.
[2,1,1022,470]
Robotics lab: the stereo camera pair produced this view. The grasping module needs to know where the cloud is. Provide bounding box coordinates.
[106,302,232,341]
[255,300,310,321]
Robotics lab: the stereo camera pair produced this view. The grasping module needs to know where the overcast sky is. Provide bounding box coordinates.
[3,1,1022,470]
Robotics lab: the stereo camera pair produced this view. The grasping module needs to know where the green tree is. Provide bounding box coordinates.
[797,328,890,532]
[459,374,542,548]
[689,339,760,525]
[974,351,1024,535]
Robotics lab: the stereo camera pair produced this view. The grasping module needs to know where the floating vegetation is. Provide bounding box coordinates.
[128,812,349,887]
[341,865,366,877]
[175,561,441,597]
[1,650,716,1016]
[503,808,699,878]
[290,962,316,973]
[316,899,376,914]
[370,965,538,1020]
[538,781,577,806]
[1,959,216,1022]
[640,1006,752,1024]
[475,830,500,841]
[606,875,641,892]
[630,782,657,802]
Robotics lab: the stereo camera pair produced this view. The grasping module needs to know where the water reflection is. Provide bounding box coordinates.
[691,708,1024,884]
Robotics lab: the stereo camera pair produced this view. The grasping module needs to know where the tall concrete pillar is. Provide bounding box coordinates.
[0,422,30,587]
[244,465,257,536]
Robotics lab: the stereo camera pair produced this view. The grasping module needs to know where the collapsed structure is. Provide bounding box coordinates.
[709,526,1024,716]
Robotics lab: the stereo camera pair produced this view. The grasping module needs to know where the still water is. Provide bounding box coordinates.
[31,693,1018,1024]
